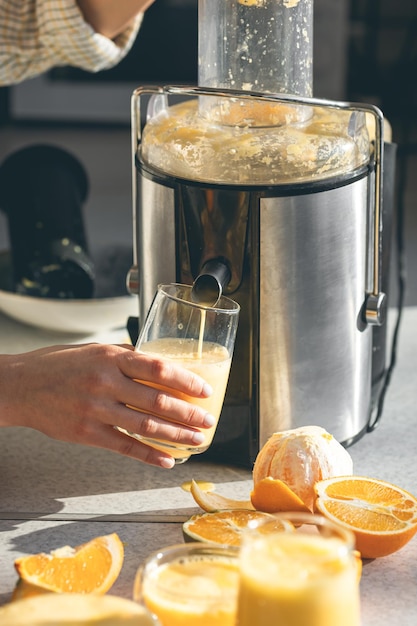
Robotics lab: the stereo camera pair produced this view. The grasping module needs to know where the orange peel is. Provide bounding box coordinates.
[190,479,254,512]
[250,477,311,513]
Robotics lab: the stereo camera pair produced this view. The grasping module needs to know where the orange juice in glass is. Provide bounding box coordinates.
[133,543,239,626]
[131,283,239,463]
[237,512,361,626]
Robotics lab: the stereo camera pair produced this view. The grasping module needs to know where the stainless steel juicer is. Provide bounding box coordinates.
[127,0,396,466]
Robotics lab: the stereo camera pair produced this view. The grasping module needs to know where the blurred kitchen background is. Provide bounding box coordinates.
[0,0,416,309]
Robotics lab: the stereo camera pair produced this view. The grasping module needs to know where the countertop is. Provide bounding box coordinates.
[0,306,416,625]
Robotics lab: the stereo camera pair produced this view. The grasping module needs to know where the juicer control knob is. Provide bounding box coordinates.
[365,292,387,326]
[126,265,139,296]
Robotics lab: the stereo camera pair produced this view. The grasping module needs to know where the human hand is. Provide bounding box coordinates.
[0,343,214,469]
[77,0,157,39]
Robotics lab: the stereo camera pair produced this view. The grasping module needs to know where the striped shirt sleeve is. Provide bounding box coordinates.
[0,0,143,86]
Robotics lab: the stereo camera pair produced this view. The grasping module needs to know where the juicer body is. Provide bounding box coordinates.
[131,154,387,466]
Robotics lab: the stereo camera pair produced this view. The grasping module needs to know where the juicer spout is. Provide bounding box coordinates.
[191,258,231,307]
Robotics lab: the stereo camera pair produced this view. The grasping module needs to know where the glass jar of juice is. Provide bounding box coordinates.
[133,542,239,626]
[237,512,361,626]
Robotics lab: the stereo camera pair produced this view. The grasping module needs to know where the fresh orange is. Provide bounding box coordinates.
[13,533,124,596]
[183,510,279,545]
[250,477,311,513]
[190,479,254,512]
[314,476,417,559]
[253,426,353,511]
[189,428,354,514]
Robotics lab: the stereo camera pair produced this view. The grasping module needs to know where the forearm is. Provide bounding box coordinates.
[77,0,155,39]
[0,354,24,428]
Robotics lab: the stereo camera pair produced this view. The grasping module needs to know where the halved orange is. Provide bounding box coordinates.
[14,533,124,596]
[314,476,417,558]
[190,479,254,512]
[250,477,311,513]
[183,510,276,545]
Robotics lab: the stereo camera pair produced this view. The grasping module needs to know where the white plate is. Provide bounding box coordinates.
[0,250,138,334]
[0,289,138,334]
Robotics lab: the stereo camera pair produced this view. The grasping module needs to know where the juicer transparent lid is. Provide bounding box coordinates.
[135,87,376,186]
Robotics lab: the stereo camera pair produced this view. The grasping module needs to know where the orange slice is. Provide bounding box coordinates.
[314,476,417,558]
[190,479,254,512]
[250,477,311,513]
[14,533,124,596]
[183,510,284,545]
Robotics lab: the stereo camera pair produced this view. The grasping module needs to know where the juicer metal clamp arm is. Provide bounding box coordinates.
[357,102,387,327]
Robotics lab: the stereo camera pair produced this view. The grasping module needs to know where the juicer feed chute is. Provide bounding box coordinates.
[198,0,313,97]
[127,0,396,466]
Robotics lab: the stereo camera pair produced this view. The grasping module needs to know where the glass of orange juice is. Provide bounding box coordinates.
[129,283,239,463]
[237,512,361,626]
[133,542,239,626]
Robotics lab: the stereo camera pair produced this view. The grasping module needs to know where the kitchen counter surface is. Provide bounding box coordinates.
[0,306,416,625]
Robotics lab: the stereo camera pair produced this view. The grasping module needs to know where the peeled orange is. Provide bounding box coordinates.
[13,533,124,597]
[183,510,287,545]
[253,426,353,511]
[187,428,354,515]
[314,476,417,558]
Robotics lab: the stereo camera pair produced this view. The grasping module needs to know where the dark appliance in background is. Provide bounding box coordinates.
[0,145,95,299]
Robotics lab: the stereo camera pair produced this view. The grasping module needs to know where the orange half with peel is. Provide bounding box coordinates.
[13,533,124,598]
[314,476,417,559]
